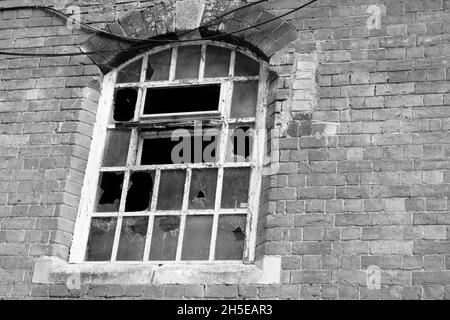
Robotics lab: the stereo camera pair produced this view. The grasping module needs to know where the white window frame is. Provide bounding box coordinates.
[69,40,269,265]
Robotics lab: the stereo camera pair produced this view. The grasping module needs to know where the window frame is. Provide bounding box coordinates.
[69,40,269,265]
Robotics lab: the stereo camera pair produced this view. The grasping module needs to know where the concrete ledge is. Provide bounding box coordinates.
[32,256,282,286]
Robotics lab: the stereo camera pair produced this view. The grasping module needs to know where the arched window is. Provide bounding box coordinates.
[70,42,268,263]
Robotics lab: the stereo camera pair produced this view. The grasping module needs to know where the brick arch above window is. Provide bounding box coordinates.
[80,0,298,72]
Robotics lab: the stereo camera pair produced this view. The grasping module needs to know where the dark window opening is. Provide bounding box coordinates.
[95,172,124,212]
[143,85,220,115]
[125,171,154,212]
[113,88,138,122]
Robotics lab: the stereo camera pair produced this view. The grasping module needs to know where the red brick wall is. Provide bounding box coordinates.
[1,0,450,299]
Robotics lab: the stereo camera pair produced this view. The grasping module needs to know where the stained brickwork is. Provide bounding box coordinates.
[1,0,450,299]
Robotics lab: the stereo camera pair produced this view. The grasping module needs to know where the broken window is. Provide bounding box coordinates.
[77,43,267,263]
[215,215,246,260]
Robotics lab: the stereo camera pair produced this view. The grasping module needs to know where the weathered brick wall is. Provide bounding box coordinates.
[1,0,450,299]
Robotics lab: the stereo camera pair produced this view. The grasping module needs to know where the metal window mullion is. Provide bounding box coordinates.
[199,44,206,81]
[140,53,148,83]
[208,165,223,261]
[142,169,160,261]
[175,167,191,261]
[229,50,235,77]
[169,47,177,82]
[110,215,123,262]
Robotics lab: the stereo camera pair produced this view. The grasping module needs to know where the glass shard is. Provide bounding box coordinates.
[175,45,201,79]
[85,217,117,261]
[143,85,220,115]
[102,130,131,167]
[95,172,124,212]
[149,216,180,261]
[204,46,231,78]
[230,81,258,119]
[221,168,250,209]
[125,171,154,212]
[116,58,142,83]
[215,215,246,260]
[116,216,148,261]
[146,49,172,81]
[188,168,218,210]
[235,51,259,77]
[113,88,138,122]
[156,170,186,210]
[181,215,213,260]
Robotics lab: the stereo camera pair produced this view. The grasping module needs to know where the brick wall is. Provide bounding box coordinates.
[1,0,450,299]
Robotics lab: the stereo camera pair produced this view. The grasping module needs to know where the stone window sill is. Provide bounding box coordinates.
[32,256,282,286]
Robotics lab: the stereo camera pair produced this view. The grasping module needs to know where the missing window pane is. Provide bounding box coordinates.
[113,88,138,122]
[156,170,186,210]
[175,45,201,79]
[188,168,218,210]
[85,217,117,261]
[116,216,148,261]
[143,85,220,115]
[102,130,131,167]
[226,126,253,163]
[204,46,231,78]
[181,215,213,260]
[125,171,154,212]
[95,172,124,212]
[215,215,246,260]
[221,168,250,209]
[230,81,258,119]
[235,51,259,77]
[116,58,142,83]
[149,216,180,261]
[146,49,172,81]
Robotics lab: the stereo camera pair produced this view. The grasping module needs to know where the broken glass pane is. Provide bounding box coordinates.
[113,87,138,122]
[235,51,260,76]
[85,217,117,261]
[156,170,186,210]
[102,130,131,167]
[149,216,180,261]
[125,171,154,212]
[215,215,246,260]
[116,216,148,261]
[116,58,142,83]
[175,45,201,80]
[143,85,220,115]
[188,168,218,210]
[95,172,124,212]
[221,168,250,209]
[146,49,172,81]
[204,46,231,78]
[230,81,258,119]
[226,126,253,163]
[181,215,213,260]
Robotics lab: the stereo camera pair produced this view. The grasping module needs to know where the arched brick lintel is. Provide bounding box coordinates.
[81,1,298,72]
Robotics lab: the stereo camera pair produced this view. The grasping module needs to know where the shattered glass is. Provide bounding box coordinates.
[95,172,124,212]
[149,216,180,261]
[188,168,218,210]
[146,49,172,81]
[215,215,246,260]
[116,216,148,261]
[125,171,154,212]
[85,217,117,261]
[116,58,142,83]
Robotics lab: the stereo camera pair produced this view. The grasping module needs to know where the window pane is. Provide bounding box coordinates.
[102,130,131,167]
[149,216,180,261]
[156,170,186,210]
[230,81,258,119]
[204,46,230,78]
[215,215,246,260]
[175,45,201,79]
[188,168,218,210]
[85,217,117,261]
[125,171,154,212]
[143,85,220,115]
[116,216,148,261]
[117,58,142,83]
[226,126,253,163]
[146,49,172,81]
[221,168,250,209]
[235,51,259,76]
[95,172,124,212]
[181,215,213,260]
[113,88,138,122]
